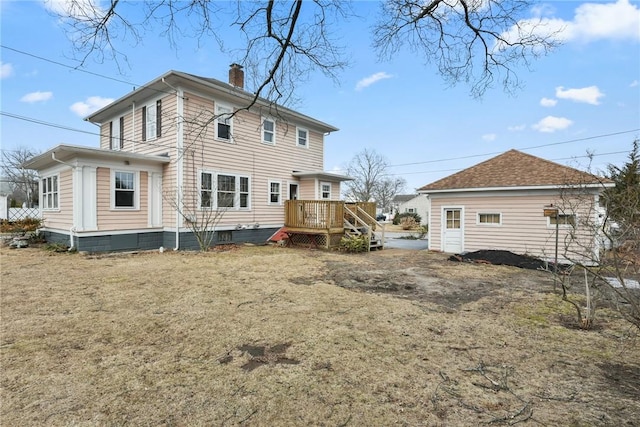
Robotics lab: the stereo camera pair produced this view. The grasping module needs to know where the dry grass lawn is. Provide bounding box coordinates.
[1,244,639,426]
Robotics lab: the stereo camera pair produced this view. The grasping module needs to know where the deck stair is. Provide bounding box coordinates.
[343,205,385,251]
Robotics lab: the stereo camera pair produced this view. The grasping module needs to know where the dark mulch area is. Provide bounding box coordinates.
[449,250,554,270]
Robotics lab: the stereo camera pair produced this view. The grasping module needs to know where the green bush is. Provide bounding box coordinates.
[393,212,422,226]
[339,235,369,253]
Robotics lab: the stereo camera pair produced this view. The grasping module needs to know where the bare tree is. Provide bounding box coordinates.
[1,147,40,208]
[50,0,558,103]
[555,148,640,330]
[343,149,388,202]
[373,0,562,97]
[374,176,407,214]
[163,184,228,252]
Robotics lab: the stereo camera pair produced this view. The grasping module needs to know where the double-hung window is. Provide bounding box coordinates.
[320,182,331,200]
[296,127,308,147]
[216,104,232,141]
[200,172,213,208]
[142,100,162,141]
[200,171,250,209]
[263,118,275,144]
[113,171,137,209]
[41,175,59,210]
[110,117,124,150]
[269,181,281,205]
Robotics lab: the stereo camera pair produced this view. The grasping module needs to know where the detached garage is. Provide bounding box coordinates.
[418,150,613,263]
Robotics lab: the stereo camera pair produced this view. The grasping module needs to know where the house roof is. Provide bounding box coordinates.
[292,171,352,182]
[392,194,419,203]
[86,70,339,134]
[418,149,611,193]
[23,144,171,171]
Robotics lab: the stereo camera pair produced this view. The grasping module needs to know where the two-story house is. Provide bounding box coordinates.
[25,65,353,252]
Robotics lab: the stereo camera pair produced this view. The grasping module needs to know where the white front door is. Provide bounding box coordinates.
[442,207,463,253]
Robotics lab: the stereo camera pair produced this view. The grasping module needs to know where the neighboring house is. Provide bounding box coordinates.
[25,65,352,252]
[418,150,613,263]
[392,194,429,224]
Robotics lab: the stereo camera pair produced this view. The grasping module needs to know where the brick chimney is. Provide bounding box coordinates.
[229,63,244,89]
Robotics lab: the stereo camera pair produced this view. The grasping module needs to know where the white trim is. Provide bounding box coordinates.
[144,100,158,141]
[111,169,140,210]
[441,206,465,253]
[296,127,308,148]
[262,117,276,145]
[320,181,332,200]
[268,179,282,205]
[198,169,251,211]
[41,173,60,211]
[476,212,502,226]
[287,180,299,200]
[547,213,576,228]
[40,227,164,237]
[215,102,233,142]
[110,116,122,150]
[420,183,613,195]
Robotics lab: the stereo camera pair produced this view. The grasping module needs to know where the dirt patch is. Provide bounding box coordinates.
[1,245,638,426]
[449,249,551,270]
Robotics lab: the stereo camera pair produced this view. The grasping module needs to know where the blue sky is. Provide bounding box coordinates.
[1,0,639,191]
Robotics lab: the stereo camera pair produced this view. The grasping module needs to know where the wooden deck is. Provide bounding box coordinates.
[284,200,383,249]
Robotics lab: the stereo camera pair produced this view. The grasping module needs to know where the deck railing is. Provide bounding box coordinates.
[285,200,345,230]
[285,200,377,231]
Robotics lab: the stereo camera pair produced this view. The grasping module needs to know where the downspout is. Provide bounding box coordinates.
[132,101,136,153]
[162,77,183,250]
[51,152,77,249]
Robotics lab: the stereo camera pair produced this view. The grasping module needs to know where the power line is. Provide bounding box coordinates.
[1,45,140,88]
[383,150,629,178]
[388,129,640,168]
[1,111,177,152]
[0,45,179,98]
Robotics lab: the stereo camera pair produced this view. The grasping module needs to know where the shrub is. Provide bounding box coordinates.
[339,235,369,253]
[393,212,422,226]
[0,218,42,233]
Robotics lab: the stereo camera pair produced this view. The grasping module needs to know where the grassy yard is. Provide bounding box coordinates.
[1,245,638,426]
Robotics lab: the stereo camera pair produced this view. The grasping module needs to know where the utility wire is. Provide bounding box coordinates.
[387,129,640,168]
[1,45,180,98]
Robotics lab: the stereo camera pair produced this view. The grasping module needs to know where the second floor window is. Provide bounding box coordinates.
[263,118,275,144]
[42,175,59,210]
[142,100,162,141]
[216,104,232,141]
[297,128,308,147]
[110,117,124,150]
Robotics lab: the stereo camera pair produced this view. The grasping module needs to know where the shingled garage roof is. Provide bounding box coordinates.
[418,149,608,192]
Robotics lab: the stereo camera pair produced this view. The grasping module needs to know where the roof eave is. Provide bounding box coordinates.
[23,144,171,171]
[418,183,614,194]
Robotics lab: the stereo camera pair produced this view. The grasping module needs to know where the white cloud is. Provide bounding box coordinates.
[501,0,640,47]
[569,0,640,43]
[555,85,604,105]
[70,96,114,117]
[43,0,104,20]
[1,62,14,79]
[20,91,53,103]
[355,72,393,91]
[630,80,639,87]
[482,133,496,142]
[508,124,526,131]
[532,116,573,133]
[540,97,557,107]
